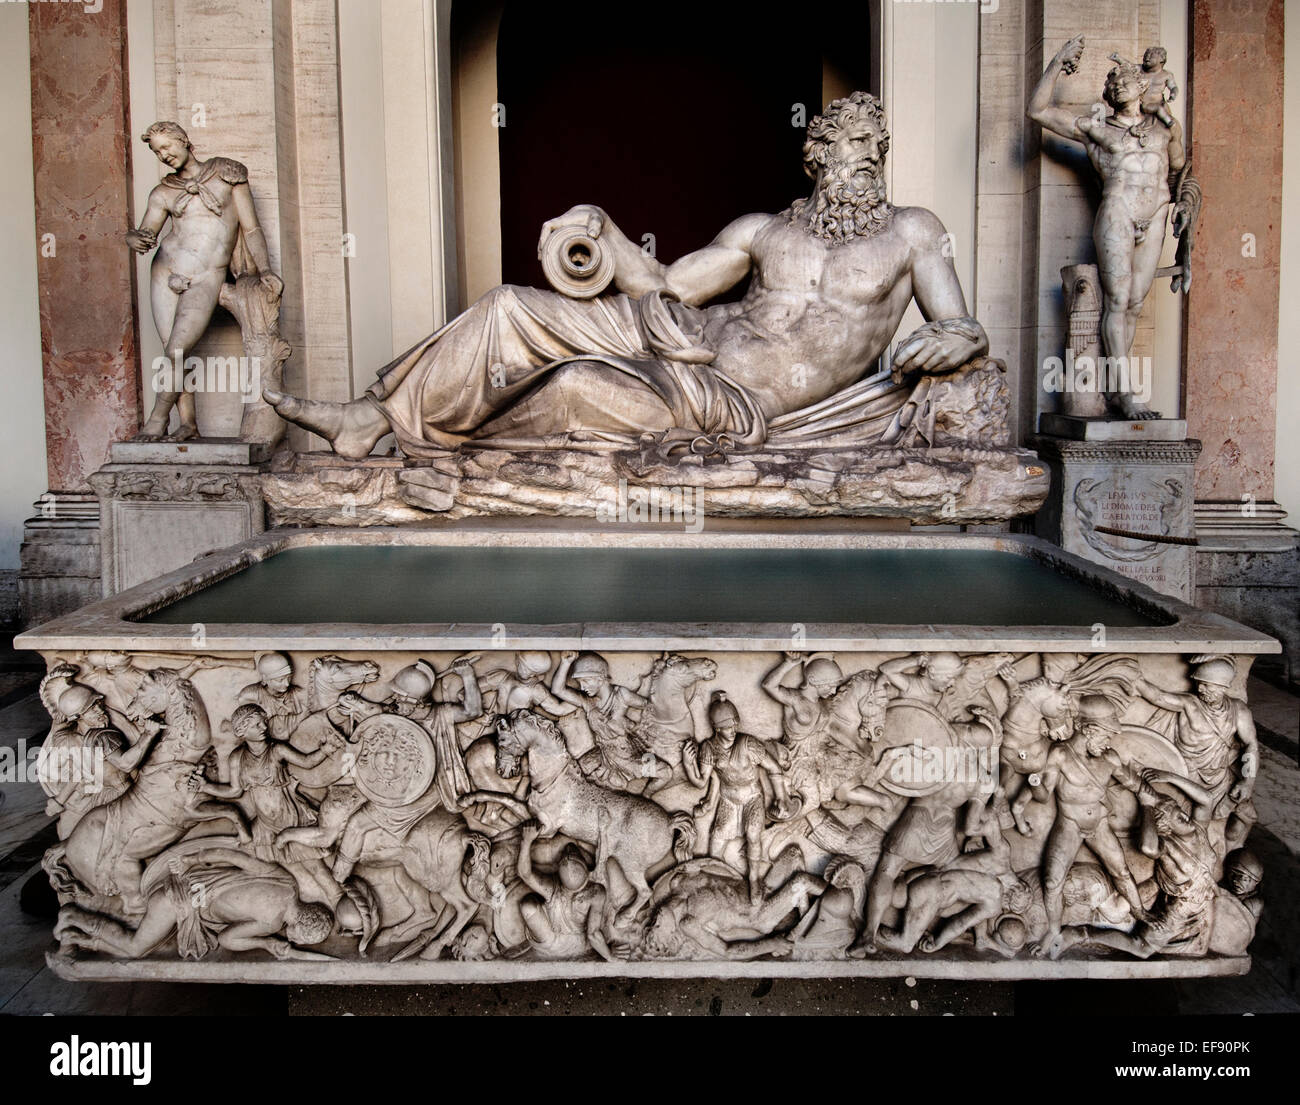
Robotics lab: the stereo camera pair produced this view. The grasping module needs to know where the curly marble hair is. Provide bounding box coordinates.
[141,120,191,148]
[1104,62,1150,108]
[286,902,334,946]
[800,91,891,181]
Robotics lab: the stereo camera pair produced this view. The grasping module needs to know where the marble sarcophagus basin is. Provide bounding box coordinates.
[16,528,1276,982]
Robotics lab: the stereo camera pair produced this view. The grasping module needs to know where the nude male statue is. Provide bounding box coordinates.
[1033,696,1155,959]
[265,92,987,457]
[1028,37,1199,418]
[128,121,283,441]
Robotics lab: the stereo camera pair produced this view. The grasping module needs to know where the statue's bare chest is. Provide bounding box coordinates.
[751,223,909,307]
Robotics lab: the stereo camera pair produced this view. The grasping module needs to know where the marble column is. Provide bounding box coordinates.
[20,0,141,625]
[1185,0,1282,502]
[1184,0,1297,678]
[29,0,141,486]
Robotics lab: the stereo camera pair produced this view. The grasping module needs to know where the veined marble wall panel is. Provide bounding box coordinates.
[1185,0,1283,503]
[273,0,353,455]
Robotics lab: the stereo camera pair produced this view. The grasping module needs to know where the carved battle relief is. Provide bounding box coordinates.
[34,648,1263,972]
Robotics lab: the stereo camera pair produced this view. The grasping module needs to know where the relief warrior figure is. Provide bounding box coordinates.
[996,653,1139,835]
[551,651,672,795]
[788,857,868,960]
[874,823,1032,956]
[55,842,345,962]
[345,658,479,811]
[190,704,346,908]
[1028,36,1200,417]
[37,669,139,835]
[515,819,614,961]
[682,692,794,904]
[1134,655,1258,847]
[461,710,696,925]
[46,668,251,917]
[1054,794,1219,960]
[875,651,966,713]
[850,705,1002,956]
[638,847,827,961]
[476,651,573,718]
[128,121,283,441]
[237,652,310,743]
[1033,696,1157,959]
[635,653,718,768]
[761,652,844,816]
[264,92,987,458]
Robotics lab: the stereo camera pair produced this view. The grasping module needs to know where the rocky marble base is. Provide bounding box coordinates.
[264,445,1051,527]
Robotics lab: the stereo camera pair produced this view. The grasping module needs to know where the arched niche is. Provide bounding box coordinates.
[451,0,878,308]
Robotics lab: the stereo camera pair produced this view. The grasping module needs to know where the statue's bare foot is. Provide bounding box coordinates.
[1113,395,1161,420]
[263,388,390,460]
[164,422,199,443]
[1030,930,1066,960]
[846,936,877,959]
[133,418,169,442]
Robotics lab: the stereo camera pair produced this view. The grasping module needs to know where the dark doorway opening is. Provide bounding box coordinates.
[495,1,872,300]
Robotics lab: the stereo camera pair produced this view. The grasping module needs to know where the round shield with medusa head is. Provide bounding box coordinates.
[353,714,436,807]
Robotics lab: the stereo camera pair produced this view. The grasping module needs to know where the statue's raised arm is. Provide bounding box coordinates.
[1027,34,1090,142]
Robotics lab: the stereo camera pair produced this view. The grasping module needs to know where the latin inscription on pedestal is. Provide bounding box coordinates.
[1034,439,1201,602]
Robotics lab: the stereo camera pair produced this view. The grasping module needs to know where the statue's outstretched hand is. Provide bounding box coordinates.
[537,205,607,258]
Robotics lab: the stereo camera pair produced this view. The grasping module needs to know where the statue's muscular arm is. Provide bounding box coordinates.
[892,208,989,373]
[231,182,282,293]
[538,204,763,304]
[126,187,170,253]
[1027,36,1091,145]
[1232,702,1259,801]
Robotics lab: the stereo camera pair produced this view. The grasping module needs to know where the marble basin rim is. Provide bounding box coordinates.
[16,524,1280,657]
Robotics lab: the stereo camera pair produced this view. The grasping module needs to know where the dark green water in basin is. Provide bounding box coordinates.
[136,547,1171,628]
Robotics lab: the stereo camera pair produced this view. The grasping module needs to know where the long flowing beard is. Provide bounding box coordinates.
[787,161,893,242]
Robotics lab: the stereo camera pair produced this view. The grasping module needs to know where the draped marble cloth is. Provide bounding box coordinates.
[365,285,919,458]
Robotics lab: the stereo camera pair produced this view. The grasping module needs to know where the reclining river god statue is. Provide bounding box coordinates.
[265,92,994,462]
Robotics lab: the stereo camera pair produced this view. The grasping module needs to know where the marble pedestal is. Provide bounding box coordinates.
[1037,415,1189,443]
[1194,503,1300,682]
[87,441,268,597]
[17,493,102,626]
[1032,435,1202,603]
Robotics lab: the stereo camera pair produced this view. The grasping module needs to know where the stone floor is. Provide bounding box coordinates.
[1,640,1295,1016]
